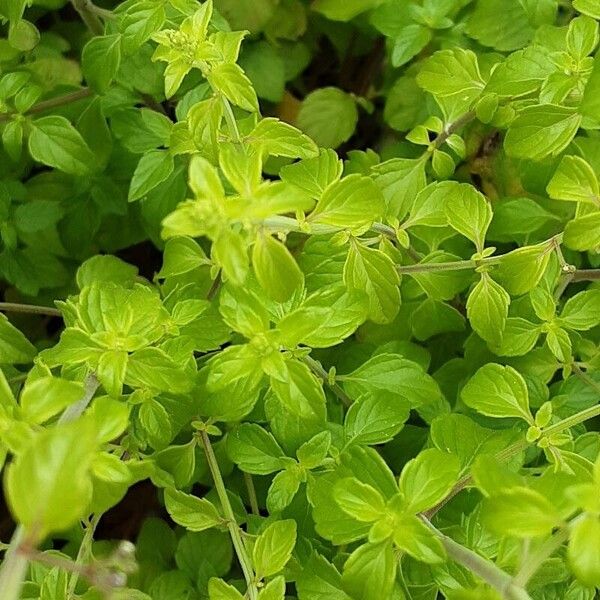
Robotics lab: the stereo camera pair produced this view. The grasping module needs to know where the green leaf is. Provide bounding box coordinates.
[240,41,285,102]
[20,376,83,424]
[8,19,39,51]
[296,553,352,600]
[574,0,600,19]
[253,519,297,578]
[568,514,600,587]
[392,515,446,563]
[466,273,510,346]
[443,182,492,252]
[226,423,291,474]
[494,242,553,296]
[343,242,400,324]
[212,229,249,286]
[82,34,122,93]
[341,541,396,600]
[343,353,441,408]
[564,211,600,251]
[296,431,331,468]
[129,150,175,202]
[208,578,244,600]
[465,0,551,51]
[121,0,165,52]
[249,117,318,159]
[126,347,193,394]
[138,398,172,450]
[5,420,95,539]
[391,25,432,68]
[154,441,196,488]
[219,283,270,338]
[308,174,385,231]
[461,363,533,423]
[398,448,460,513]
[546,326,573,363]
[492,317,541,357]
[253,234,304,302]
[258,576,286,600]
[405,182,450,228]
[296,87,358,149]
[311,0,380,21]
[0,314,36,364]
[164,488,222,532]
[333,478,386,522]
[431,413,514,469]
[76,255,138,289]
[411,298,465,341]
[344,392,409,446]
[278,286,368,348]
[567,15,599,60]
[28,116,96,176]
[207,62,258,112]
[270,359,326,422]
[482,487,562,538]
[157,237,209,278]
[485,47,555,98]
[559,290,600,331]
[372,157,427,220]
[267,467,303,513]
[417,48,485,105]
[280,149,343,198]
[504,105,582,161]
[547,155,600,205]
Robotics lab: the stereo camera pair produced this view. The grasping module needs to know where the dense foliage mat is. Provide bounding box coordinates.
[1,0,600,598]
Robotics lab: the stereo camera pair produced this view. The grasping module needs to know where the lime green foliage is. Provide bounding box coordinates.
[1,1,600,599]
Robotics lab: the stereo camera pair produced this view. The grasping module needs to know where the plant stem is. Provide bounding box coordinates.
[243,472,260,516]
[0,88,93,123]
[200,431,259,600]
[0,527,29,600]
[0,302,61,317]
[430,110,477,150]
[423,518,532,600]
[423,439,529,519]
[70,0,105,35]
[222,97,242,143]
[513,527,570,587]
[572,269,600,282]
[425,370,600,519]
[67,515,100,598]
[397,258,483,274]
[302,355,353,408]
[58,373,100,424]
[543,403,600,436]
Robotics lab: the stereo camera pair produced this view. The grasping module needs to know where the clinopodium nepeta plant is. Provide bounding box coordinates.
[0,0,600,599]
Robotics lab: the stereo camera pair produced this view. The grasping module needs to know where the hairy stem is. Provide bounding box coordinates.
[425,369,600,519]
[200,431,259,600]
[430,110,477,150]
[513,527,570,587]
[0,88,93,123]
[70,0,105,35]
[58,373,100,424]
[67,515,100,598]
[423,439,529,519]
[243,473,260,516]
[572,268,600,282]
[302,355,353,408]
[0,527,29,600]
[222,97,242,143]
[0,302,61,317]
[423,518,532,600]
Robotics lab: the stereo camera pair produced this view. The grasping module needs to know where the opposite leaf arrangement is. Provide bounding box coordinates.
[0,0,600,600]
